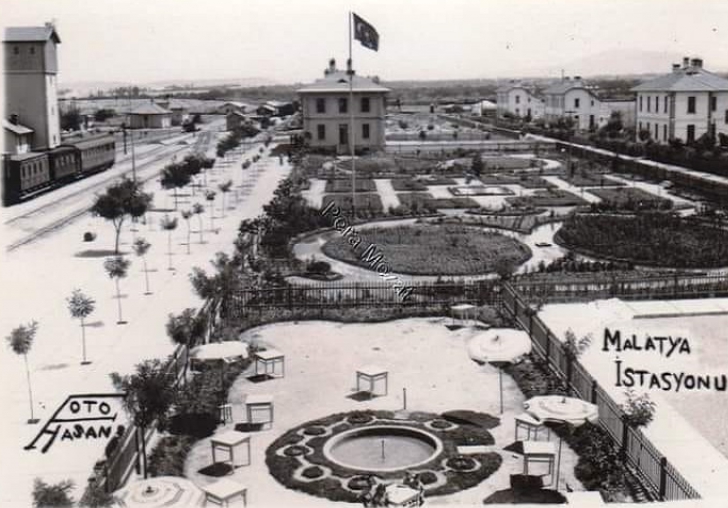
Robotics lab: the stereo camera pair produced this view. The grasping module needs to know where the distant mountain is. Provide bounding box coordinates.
[59,77,277,98]
[512,49,688,79]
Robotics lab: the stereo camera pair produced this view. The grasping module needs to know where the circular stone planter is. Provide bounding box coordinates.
[445,456,479,472]
[323,425,443,473]
[283,444,311,457]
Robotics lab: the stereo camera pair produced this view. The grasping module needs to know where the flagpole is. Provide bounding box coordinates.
[348,11,356,219]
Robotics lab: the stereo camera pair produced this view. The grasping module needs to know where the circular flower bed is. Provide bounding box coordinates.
[265,410,502,503]
[321,224,531,275]
[430,419,455,430]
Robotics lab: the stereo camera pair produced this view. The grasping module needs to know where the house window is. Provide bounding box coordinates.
[338,98,348,114]
[655,96,659,113]
[315,98,325,114]
[516,95,521,104]
[687,96,696,114]
[591,100,594,107]
[711,96,717,112]
[639,96,643,112]
[30,46,35,55]
[687,124,695,143]
[647,96,651,112]
[725,109,728,124]
[574,98,580,109]
[316,124,326,140]
[663,124,667,141]
[655,124,659,139]
[361,97,370,113]
[362,123,370,139]
[665,95,668,113]
[13,46,19,55]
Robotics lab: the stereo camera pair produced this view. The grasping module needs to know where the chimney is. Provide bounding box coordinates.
[9,113,19,125]
[690,58,703,69]
[574,75,582,81]
[682,57,690,69]
[672,63,681,73]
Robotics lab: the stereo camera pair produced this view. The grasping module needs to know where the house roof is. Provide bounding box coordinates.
[631,67,728,92]
[3,119,34,135]
[265,100,291,108]
[297,71,390,94]
[130,102,172,115]
[219,101,246,108]
[543,80,590,95]
[4,24,61,43]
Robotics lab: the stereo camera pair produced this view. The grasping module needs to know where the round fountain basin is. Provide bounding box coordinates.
[323,425,443,472]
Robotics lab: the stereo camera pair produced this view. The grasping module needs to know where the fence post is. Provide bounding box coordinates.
[659,456,668,500]
[590,380,598,404]
[620,415,630,461]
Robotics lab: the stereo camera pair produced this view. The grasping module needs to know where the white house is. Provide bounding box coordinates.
[496,83,544,119]
[631,57,728,144]
[543,77,607,131]
[297,58,389,153]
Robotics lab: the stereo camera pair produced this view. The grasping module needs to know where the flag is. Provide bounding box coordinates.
[353,13,379,51]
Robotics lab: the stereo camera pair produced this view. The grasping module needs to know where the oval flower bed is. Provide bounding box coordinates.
[265,410,502,503]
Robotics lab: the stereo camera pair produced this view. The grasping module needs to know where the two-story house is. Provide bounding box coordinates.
[297,59,389,153]
[631,57,728,144]
[543,77,606,131]
[495,82,544,120]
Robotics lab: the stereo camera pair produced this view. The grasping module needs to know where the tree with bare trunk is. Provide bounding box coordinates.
[104,256,131,325]
[218,180,233,218]
[6,321,40,423]
[133,238,153,295]
[160,215,178,271]
[67,290,96,364]
[91,178,153,254]
[181,210,193,254]
[193,203,205,244]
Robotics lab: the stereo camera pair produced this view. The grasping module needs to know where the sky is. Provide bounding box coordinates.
[2,0,728,86]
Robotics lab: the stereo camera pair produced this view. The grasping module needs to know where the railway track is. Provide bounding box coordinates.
[5,135,215,252]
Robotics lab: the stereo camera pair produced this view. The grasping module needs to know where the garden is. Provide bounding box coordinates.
[507,189,588,208]
[265,409,502,503]
[555,212,728,268]
[321,223,531,275]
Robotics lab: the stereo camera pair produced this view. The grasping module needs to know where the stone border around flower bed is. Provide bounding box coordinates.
[265,410,502,503]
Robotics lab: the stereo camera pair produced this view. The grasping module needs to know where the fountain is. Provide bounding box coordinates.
[323,425,443,472]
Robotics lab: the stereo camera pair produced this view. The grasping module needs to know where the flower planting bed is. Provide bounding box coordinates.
[265,410,502,503]
[562,173,625,187]
[390,178,430,191]
[324,178,377,193]
[555,212,728,268]
[587,187,672,211]
[507,189,588,208]
[321,224,531,275]
[321,194,384,215]
[396,192,480,210]
[449,185,514,197]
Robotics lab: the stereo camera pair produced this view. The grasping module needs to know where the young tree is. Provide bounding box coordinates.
[180,210,193,254]
[91,178,153,254]
[218,180,233,218]
[471,152,484,178]
[104,256,131,325]
[133,237,153,295]
[205,190,217,231]
[620,389,656,428]
[189,253,239,329]
[193,203,205,243]
[6,321,40,423]
[67,290,96,364]
[32,478,74,507]
[166,308,208,382]
[110,359,176,479]
[160,162,192,210]
[562,328,592,395]
[160,215,178,271]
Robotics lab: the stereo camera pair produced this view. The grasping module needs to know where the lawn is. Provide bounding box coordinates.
[322,193,384,215]
[483,157,535,170]
[562,172,625,187]
[555,213,728,268]
[324,178,377,193]
[390,178,430,191]
[478,174,555,189]
[587,187,672,211]
[397,192,481,210]
[321,224,531,275]
[507,189,588,207]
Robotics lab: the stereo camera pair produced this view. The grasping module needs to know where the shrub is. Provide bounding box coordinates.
[168,412,218,439]
[147,435,196,477]
[620,389,656,428]
[303,426,327,436]
[347,476,376,490]
[306,261,331,275]
[32,478,74,507]
[284,444,310,457]
[430,419,454,429]
[84,232,97,242]
[79,478,115,507]
[302,466,325,479]
[418,471,438,485]
[347,412,374,425]
[446,456,477,471]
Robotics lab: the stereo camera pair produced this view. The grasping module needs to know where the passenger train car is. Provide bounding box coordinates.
[2,134,115,205]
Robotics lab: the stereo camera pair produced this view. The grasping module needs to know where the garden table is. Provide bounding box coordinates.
[254,349,285,379]
[210,430,251,470]
[356,365,388,397]
[201,478,247,507]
